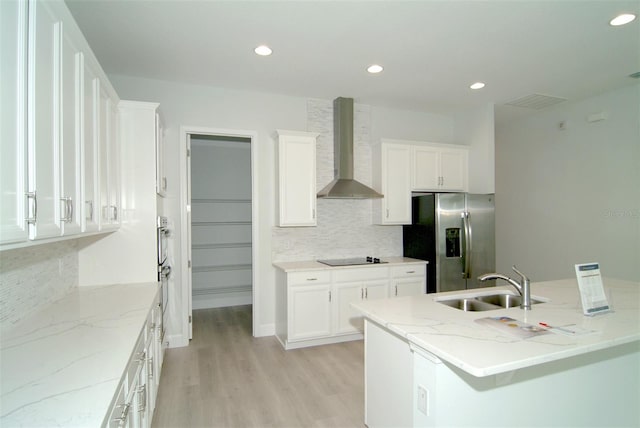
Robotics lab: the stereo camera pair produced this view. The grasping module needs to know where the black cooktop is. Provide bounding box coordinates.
[317,257,387,267]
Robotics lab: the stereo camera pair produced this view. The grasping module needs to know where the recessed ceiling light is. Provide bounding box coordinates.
[470,82,485,90]
[610,13,636,26]
[254,45,272,56]
[367,64,383,74]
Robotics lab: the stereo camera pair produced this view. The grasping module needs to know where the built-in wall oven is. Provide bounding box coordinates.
[157,216,171,341]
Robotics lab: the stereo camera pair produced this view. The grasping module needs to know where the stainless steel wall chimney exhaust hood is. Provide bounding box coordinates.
[317,97,383,199]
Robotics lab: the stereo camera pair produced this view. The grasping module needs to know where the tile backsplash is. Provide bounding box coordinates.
[272,98,403,262]
[0,240,78,329]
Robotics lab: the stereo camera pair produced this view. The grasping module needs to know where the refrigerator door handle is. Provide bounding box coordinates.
[462,211,472,279]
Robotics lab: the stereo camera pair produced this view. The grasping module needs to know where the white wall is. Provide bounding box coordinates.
[107,74,482,340]
[454,104,496,194]
[495,84,640,282]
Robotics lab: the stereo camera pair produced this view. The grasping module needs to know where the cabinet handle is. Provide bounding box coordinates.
[386,209,389,218]
[148,355,154,379]
[365,288,368,299]
[395,285,398,296]
[113,206,118,221]
[25,192,37,224]
[328,291,332,302]
[312,208,316,219]
[113,403,130,426]
[406,270,415,274]
[60,197,72,223]
[361,288,364,299]
[307,278,317,281]
[86,200,94,221]
[137,384,147,413]
[162,177,167,191]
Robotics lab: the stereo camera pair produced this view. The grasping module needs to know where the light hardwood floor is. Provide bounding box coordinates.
[152,305,365,428]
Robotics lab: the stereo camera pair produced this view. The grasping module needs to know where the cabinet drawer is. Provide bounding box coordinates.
[105,381,127,428]
[126,331,146,393]
[288,270,331,285]
[391,264,426,278]
[333,266,389,283]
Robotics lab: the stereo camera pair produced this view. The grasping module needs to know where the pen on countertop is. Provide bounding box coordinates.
[539,322,576,334]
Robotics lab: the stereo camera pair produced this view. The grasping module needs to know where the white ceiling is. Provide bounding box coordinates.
[65,0,640,122]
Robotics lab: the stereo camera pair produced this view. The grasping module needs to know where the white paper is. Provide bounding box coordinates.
[575,262,610,316]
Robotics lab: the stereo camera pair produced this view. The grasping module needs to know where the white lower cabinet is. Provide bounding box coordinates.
[104,291,163,428]
[275,262,426,349]
[391,264,426,298]
[333,267,389,335]
[290,283,332,341]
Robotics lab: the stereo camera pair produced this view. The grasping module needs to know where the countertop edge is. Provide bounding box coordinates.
[273,257,427,272]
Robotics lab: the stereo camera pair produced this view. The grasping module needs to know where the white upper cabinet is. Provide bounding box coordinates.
[276,130,319,227]
[81,56,99,232]
[27,0,64,240]
[59,19,83,236]
[1,0,120,249]
[96,80,120,230]
[373,142,412,225]
[0,0,29,244]
[155,113,166,197]
[412,144,468,192]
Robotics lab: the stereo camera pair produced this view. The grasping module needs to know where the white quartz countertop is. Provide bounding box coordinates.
[352,278,640,377]
[0,282,159,427]
[273,256,427,272]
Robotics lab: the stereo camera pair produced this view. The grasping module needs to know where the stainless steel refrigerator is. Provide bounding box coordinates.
[403,193,495,293]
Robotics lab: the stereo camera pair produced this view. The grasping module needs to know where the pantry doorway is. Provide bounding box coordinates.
[179,126,258,340]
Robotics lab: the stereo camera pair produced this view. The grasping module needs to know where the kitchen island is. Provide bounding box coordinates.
[352,278,640,427]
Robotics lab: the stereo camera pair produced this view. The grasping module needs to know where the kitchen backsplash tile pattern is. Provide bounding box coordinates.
[0,240,78,329]
[272,98,402,262]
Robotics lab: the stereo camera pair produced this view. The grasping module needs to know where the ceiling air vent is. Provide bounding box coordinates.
[504,93,567,110]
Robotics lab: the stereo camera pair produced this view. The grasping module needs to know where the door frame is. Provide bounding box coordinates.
[179,126,259,340]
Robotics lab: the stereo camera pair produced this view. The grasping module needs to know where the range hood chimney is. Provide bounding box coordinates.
[317,97,383,199]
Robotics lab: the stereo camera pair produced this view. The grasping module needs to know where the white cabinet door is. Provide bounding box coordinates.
[59,20,82,235]
[81,57,99,232]
[393,278,425,297]
[289,284,332,341]
[97,81,120,230]
[276,130,318,227]
[334,282,363,335]
[439,148,467,191]
[412,146,440,190]
[412,144,468,192]
[364,280,389,301]
[0,0,29,244]
[155,113,166,197]
[377,143,411,225]
[27,0,63,240]
[108,98,120,226]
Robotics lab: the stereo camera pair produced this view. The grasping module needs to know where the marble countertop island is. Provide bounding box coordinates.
[352,277,640,377]
[0,282,158,427]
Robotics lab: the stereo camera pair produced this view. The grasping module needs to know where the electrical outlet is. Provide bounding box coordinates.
[417,385,428,415]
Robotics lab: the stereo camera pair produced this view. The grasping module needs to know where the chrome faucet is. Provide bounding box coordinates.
[478,266,532,310]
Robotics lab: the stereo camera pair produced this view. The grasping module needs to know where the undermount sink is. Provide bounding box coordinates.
[437,292,546,312]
